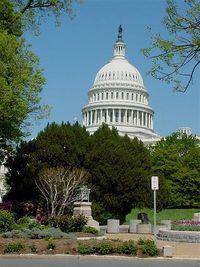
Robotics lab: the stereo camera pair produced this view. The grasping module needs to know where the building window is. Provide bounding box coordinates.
[106,92,108,99]
[122,92,124,99]
[116,92,119,99]
[111,92,113,99]
[97,93,99,100]
[131,93,134,100]
[126,93,129,100]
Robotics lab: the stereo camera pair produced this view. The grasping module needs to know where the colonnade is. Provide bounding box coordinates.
[83,108,153,129]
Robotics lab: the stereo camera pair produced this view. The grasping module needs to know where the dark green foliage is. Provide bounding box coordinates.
[142,240,159,256]
[47,240,56,250]
[82,225,98,235]
[5,122,90,201]
[4,242,24,253]
[119,240,136,255]
[78,240,137,255]
[86,125,152,223]
[47,215,87,233]
[151,132,200,207]
[78,244,94,254]
[93,242,114,255]
[0,209,15,233]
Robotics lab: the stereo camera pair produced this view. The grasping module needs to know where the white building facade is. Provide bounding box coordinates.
[82,26,160,144]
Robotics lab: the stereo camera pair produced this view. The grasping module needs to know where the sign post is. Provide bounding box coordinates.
[151,176,159,240]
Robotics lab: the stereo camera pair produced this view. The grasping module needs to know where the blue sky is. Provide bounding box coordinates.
[26,0,200,139]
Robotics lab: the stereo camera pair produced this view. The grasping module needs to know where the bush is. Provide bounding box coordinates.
[48,215,87,232]
[78,244,94,254]
[0,209,15,233]
[137,238,145,245]
[4,242,24,253]
[82,225,98,235]
[143,240,158,256]
[47,240,56,250]
[2,227,75,239]
[29,243,37,253]
[13,216,46,231]
[119,240,136,255]
[93,242,114,255]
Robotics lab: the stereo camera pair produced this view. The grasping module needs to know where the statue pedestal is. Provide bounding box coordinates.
[73,202,99,231]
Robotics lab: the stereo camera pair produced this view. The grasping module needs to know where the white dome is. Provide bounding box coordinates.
[94,57,144,86]
[82,26,160,144]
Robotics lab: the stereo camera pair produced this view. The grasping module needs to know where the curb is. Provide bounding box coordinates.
[0,254,199,261]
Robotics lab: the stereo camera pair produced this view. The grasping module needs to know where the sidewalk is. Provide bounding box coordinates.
[106,233,200,259]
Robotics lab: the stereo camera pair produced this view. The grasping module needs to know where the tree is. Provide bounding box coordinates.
[151,132,200,207]
[10,0,81,34]
[0,0,81,162]
[143,0,200,91]
[35,167,87,217]
[5,122,90,201]
[85,125,152,223]
[0,1,49,162]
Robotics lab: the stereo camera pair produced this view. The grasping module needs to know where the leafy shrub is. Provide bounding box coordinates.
[119,240,136,255]
[2,227,75,239]
[48,215,87,232]
[13,216,46,231]
[47,240,56,250]
[137,238,145,245]
[30,243,37,253]
[0,209,15,233]
[78,244,94,254]
[17,215,31,224]
[93,242,114,255]
[143,240,158,256]
[82,225,98,235]
[4,242,24,253]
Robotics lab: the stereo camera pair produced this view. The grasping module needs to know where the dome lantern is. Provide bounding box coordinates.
[114,25,126,58]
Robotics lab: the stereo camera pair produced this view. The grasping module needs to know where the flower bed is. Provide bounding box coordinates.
[172,220,200,231]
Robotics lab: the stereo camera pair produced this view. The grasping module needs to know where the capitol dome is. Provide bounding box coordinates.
[82,26,160,144]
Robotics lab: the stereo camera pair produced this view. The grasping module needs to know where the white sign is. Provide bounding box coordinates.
[151,176,159,190]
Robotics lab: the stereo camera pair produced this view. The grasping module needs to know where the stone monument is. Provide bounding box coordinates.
[73,186,99,231]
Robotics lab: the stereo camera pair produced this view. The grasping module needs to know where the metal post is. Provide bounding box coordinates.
[153,189,156,240]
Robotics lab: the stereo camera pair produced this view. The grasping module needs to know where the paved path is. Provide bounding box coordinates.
[0,256,199,267]
[106,233,200,259]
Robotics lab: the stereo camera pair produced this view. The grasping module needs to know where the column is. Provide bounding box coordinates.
[145,113,148,128]
[130,110,133,125]
[112,109,115,124]
[100,109,102,124]
[151,115,153,129]
[150,115,152,129]
[119,109,121,124]
[106,109,109,124]
[136,111,139,126]
[141,112,144,127]
[125,109,127,124]
[95,109,98,125]
[87,111,89,126]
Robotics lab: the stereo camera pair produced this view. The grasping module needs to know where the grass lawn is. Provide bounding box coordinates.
[125,208,200,224]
